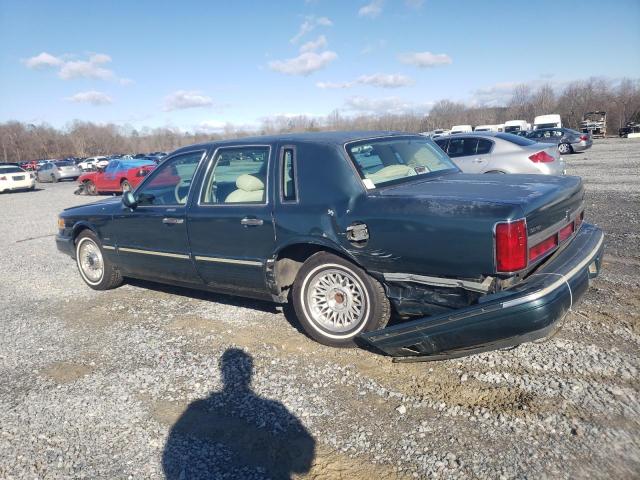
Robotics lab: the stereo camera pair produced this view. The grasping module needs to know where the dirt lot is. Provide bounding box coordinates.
[1,138,638,479]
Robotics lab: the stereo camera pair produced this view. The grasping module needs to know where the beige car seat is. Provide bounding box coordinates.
[225,174,264,203]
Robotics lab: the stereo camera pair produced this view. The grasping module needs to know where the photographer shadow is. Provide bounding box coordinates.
[162,348,315,479]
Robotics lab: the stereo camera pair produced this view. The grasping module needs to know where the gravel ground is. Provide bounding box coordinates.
[1,138,639,479]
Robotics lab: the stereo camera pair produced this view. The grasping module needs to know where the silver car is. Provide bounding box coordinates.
[434,132,565,175]
[527,128,593,154]
[36,160,82,183]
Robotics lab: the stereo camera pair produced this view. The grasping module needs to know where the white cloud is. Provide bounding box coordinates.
[65,90,113,105]
[471,82,521,105]
[358,0,384,18]
[58,59,115,80]
[299,35,328,53]
[398,51,452,68]
[290,16,333,43]
[194,120,227,133]
[23,52,63,69]
[344,95,431,115]
[268,50,337,76]
[317,73,413,89]
[22,51,132,84]
[163,90,214,111]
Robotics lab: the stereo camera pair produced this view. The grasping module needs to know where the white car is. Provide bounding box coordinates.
[0,165,36,192]
[78,156,108,171]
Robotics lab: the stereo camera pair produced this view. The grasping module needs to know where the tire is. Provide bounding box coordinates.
[84,180,97,195]
[121,179,132,192]
[75,230,123,290]
[558,143,573,154]
[292,252,390,347]
[51,174,58,183]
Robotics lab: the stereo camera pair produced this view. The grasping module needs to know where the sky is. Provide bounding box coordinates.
[1,0,639,133]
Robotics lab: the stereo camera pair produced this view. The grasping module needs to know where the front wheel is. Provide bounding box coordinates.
[75,231,123,290]
[84,180,97,195]
[292,252,390,347]
[558,143,573,154]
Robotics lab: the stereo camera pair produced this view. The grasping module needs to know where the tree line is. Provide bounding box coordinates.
[1,77,638,163]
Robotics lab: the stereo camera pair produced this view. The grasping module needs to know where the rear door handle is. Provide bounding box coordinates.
[240,217,263,227]
[162,217,184,225]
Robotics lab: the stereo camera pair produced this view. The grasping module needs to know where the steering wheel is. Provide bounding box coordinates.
[174,178,191,204]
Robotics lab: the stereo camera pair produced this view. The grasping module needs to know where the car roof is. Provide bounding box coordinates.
[172,130,418,154]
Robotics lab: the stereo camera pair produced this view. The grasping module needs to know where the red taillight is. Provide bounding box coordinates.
[580,135,588,141]
[0,176,6,181]
[559,222,574,242]
[529,151,555,163]
[529,234,558,262]
[495,219,527,272]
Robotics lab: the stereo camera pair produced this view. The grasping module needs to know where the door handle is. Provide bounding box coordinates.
[240,217,263,227]
[473,158,484,163]
[162,217,184,225]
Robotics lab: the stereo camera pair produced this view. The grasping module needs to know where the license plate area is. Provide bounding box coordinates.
[13,175,25,180]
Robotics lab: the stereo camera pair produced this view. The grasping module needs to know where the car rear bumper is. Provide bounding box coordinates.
[360,223,604,361]
[58,171,81,179]
[572,140,592,151]
[1,178,35,191]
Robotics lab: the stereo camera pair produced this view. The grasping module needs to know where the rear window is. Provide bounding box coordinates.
[347,137,458,188]
[0,166,24,173]
[495,133,536,146]
[55,161,74,166]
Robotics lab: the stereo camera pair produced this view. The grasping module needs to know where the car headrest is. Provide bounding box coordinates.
[236,174,264,192]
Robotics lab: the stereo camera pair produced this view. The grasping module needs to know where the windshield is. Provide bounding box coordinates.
[347,137,458,188]
[55,161,74,167]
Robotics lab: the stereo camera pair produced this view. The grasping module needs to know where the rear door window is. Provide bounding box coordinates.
[476,139,493,154]
[447,137,479,158]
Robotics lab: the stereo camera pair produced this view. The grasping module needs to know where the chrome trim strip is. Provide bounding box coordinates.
[528,207,583,246]
[119,247,190,259]
[384,273,494,294]
[103,245,116,250]
[194,255,263,266]
[501,233,603,309]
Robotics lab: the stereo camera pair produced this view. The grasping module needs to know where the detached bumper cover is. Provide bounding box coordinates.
[360,223,604,360]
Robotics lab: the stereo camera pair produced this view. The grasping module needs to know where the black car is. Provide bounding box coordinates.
[56,132,603,360]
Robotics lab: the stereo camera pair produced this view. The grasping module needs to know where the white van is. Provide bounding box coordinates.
[450,125,472,134]
[504,120,531,133]
[474,124,504,132]
[534,114,562,130]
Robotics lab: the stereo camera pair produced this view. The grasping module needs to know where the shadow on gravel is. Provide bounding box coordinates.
[162,348,316,480]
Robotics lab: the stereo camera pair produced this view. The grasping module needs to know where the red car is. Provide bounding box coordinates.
[78,159,155,195]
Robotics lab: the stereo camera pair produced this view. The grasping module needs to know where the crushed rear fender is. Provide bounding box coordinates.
[359,223,604,361]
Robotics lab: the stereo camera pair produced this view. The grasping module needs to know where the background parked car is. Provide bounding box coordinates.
[36,160,82,183]
[0,164,36,192]
[78,156,108,171]
[78,159,156,194]
[434,132,565,175]
[526,128,592,154]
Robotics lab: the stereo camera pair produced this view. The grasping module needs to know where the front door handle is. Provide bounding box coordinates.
[240,217,263,227]
[162,217,184,225]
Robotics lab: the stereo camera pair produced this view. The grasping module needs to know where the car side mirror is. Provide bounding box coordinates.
[122,191,137,209]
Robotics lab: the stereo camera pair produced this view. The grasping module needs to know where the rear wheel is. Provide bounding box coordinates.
[292,252,390,347]
[558,143,573,154]
[51,174,58,183]
[84,180,97,195]
[75,230,123,290]
[121,179,132,192]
